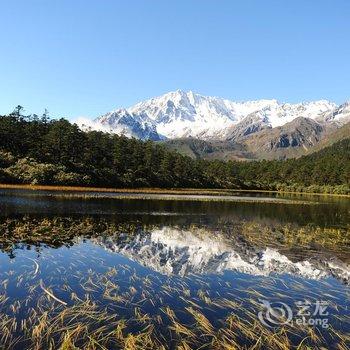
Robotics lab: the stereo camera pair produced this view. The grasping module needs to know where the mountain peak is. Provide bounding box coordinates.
[82,91,345,141]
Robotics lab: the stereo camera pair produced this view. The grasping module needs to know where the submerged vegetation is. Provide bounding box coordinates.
[239,221,350,251]
[0,215,350,349]
[2,260,349,349]
[0,107,349,194]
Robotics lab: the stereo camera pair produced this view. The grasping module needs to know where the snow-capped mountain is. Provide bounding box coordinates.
[95,227,350,284]
[321,101,350,125]
[77,108,162,140]
[80,90,349,141]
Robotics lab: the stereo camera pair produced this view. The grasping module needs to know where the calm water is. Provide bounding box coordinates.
[0,189,349,349]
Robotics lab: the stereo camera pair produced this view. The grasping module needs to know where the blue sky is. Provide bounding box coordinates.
[0,0,349,120]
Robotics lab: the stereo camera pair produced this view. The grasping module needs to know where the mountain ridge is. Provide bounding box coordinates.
[77,90,350,160]
[78,90,347,138]
[95,226,350,283]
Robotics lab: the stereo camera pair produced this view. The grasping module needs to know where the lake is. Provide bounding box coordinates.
[0,188,349,349]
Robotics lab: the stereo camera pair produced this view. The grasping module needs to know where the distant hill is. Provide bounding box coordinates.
[162,120,350,161]
[161,138,253,161]
[305,121,350,155]
[240,117,336,160]
[231,136,350,194]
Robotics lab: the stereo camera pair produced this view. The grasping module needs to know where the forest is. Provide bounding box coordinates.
[0,107,349,194]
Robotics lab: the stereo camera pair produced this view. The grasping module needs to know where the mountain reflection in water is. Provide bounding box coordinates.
[95,226,350,284]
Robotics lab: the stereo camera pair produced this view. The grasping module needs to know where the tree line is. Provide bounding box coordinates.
[0,107,349,194]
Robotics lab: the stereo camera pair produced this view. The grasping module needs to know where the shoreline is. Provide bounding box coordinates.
[0,183,349,199]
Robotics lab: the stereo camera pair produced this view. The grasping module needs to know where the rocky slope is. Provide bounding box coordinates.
[241,117,335,160]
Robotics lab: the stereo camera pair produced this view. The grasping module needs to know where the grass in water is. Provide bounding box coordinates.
[0,216,349,349]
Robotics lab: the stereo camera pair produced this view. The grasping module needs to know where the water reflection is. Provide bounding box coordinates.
[1,188,350,228]
[96,226,350,284]
[0,190,350,349]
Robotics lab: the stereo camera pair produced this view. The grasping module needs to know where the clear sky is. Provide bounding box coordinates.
[0,0,349,120]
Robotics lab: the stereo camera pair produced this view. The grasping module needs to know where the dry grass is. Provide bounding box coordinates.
[0,262,348,349]
[0,216,349,349]
[1,183,349,198]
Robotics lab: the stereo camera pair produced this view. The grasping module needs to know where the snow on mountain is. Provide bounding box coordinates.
[84,90,344,141]
[77,108,162,140]
[94,226,350,283]
[127,90,278,139]
[321,101,350,125]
